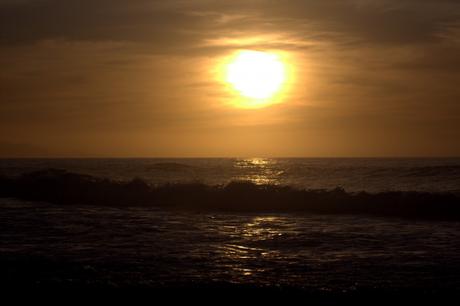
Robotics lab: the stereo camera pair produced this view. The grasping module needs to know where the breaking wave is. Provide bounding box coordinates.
[400,165,460,177]
[1,169,460,221]
[145,162,195,172]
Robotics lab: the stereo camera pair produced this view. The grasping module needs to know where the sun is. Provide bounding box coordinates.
[225,50,287,108]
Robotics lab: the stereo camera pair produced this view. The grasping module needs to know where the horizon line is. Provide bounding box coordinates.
[1,156,460,159]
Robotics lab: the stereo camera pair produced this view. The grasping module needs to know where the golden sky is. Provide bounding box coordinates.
[1,0,460,157]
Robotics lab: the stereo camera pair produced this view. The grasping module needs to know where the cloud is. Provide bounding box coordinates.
[0,0,214,52]
[1,0,458,48]
[1,0,460,156]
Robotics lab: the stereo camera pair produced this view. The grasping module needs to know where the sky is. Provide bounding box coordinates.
[1,0,460,157]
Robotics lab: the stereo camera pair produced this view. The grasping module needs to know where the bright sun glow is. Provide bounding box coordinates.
[225,50,287,107]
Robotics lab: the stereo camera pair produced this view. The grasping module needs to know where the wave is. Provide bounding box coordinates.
[400,165,460,178]
[145,162,194,172]
[1,168,460,221]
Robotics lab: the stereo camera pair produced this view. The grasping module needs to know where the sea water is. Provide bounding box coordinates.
[1,158,460,291]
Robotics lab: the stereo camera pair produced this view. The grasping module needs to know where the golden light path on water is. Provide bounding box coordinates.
[215,215,288,279]
[215,158,289,279]
[234,158,284,185]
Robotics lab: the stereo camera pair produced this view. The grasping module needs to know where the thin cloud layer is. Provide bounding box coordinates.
[0,0,459,156]
[2,0,459,47]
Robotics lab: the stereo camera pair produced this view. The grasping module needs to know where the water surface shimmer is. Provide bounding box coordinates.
[2,198,460,292]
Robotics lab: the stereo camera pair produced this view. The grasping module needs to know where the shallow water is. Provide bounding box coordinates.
[2,198,460,290]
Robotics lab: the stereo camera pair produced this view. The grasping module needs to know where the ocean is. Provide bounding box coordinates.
[1,158,460,296]
[1,157,460,192]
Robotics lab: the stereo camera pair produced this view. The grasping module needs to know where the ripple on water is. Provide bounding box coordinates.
[1,198,460,290]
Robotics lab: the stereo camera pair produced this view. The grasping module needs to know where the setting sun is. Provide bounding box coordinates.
[2,0,460,296]
[225,50,287,107]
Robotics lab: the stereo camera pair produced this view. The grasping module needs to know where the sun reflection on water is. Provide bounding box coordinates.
[217,215,286,279]
[233,158,284,185]
[243,216,284,240]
